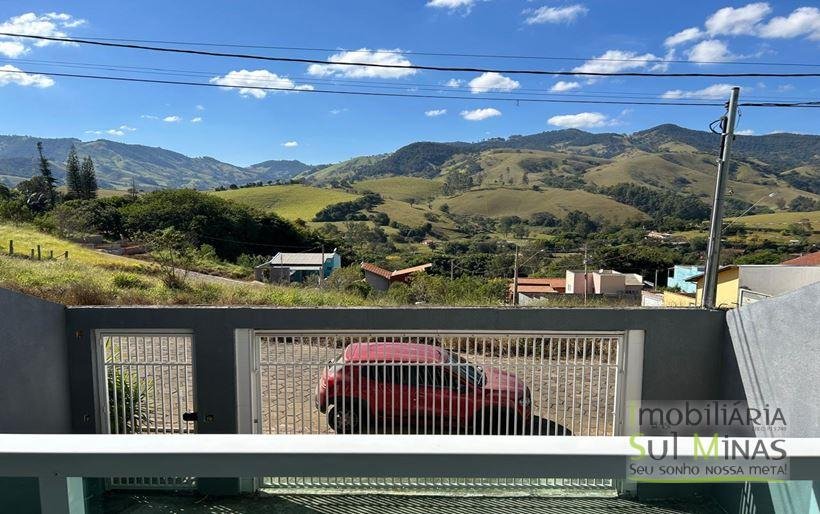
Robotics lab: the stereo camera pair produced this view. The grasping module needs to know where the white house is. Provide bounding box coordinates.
[254,250,341,283]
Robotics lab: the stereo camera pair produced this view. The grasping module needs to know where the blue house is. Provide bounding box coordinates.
[254,250,341,283]
[667,265,704,294]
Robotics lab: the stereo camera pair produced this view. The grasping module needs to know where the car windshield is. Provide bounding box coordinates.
[445,351,484,386]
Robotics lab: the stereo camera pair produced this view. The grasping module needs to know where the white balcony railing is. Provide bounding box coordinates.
[1,435,818,514]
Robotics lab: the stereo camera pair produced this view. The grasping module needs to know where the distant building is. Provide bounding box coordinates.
[565,269,643,297]
[640,291,663,307]
[361,262,433,292]
[687,264,820,308]
[508,277,566,305]
[667,265,704,294]
[254,250,341,283]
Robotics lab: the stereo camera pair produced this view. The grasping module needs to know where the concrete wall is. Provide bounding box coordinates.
[363,270,390,292]
[717,281,820,514]
[0,288,70,514]
[0,288,70,433]
[740,265,820,298]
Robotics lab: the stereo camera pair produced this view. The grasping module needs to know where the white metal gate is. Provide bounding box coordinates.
[95,331,196,489]
[248,331,628,492]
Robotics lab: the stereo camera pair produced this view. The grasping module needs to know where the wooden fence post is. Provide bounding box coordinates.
[8,240,12,255]
[37,245,41,260]
[64,251,69,260]
[49,250,54,259]
[30,249,34,259]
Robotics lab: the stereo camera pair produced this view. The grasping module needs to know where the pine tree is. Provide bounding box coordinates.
[80,156,98,199]
[36,142,57,208]
[65,146,82,199]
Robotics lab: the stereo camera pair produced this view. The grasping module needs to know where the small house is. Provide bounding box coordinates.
[361,262,432,292]
[255,250,341,283]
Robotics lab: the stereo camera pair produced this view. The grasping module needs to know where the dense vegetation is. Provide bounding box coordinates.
[313,192,383,221]
[600,183,710,225]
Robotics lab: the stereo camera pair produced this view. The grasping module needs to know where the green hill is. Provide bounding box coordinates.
[353,177,443,202]
[213,184,359,220]
[432,187,647,223]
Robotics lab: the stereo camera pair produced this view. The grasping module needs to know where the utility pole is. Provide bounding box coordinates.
[512,244,519,306]
[703,86,741,309]
[450,259,454,280]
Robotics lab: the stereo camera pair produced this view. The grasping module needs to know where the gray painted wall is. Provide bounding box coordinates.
[363,270,390,292]
[0,288,70,433]
[63,305,728,498]
[0,288,70,514]
[719,282,820,514]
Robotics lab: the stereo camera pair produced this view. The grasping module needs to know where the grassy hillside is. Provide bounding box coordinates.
[584,152,817,207]
[0,222,366,306]
[727,211,820,231]
[213,184,359,220]
[432,187,646,223]
[354,177,443,202]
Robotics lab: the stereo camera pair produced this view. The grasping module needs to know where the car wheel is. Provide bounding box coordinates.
[328,399,366,434]
[480,409,523,435]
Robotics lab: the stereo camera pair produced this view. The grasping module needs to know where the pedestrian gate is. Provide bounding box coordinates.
[94,331,196,489]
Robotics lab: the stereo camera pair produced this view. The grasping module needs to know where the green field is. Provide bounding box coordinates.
[213,184,359,220]
[354,177,443,202]
[727,210,820,231]
[432,186,647,223]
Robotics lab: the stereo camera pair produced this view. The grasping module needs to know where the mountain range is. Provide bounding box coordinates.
[1,125,818,200]
[0,135,316,190]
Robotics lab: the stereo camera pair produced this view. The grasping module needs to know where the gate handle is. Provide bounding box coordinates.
[182,412,199,422]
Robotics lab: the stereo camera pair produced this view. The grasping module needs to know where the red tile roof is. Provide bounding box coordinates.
[781,251,820,266]
[360,262,392,279]
[508,277,566,293]
[361,262,432,280]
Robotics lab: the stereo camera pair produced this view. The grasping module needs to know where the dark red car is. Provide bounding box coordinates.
[316,342,531,434]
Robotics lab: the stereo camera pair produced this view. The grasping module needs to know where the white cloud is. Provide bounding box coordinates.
[573,50,663,75]
[550,81,581,92]
[425,109,447,117]
[106,129,125,136]
[119,125,136,131]
[664,27,704,47]
[777,84,794,92]
[736,129,755,135]
[686,39,733,63]
[426,0,478,10]
[307,48,416,79]
[661,83,739,99]
[547,112,609,129]
[468,72,520,93]
[329,108,348,115]
[758,7,820,40]
[282,141,299,147]
[190,117,202,123]
[524,4,588,25]
[0,64,54,87]
[445,78,464,88]
[705,3,771,36]
[140,114,158,120]
[460,107,501,121]
[210,69,313,98]
[163,115,181,123]
[195,104,205,111]
[85,124,135,137]
[0,12,86,57]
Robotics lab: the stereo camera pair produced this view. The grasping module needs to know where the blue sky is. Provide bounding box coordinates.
[0,1,818,166]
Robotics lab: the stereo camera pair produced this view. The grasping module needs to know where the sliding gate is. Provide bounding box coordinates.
[248,331,628,492]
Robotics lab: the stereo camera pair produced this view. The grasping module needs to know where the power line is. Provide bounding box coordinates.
[49,34,820,68]
[6,57,817,103]
[4,33,820,78]
[6,68,818,108]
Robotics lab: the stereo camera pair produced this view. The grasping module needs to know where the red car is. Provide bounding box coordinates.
[316,342,531,434]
